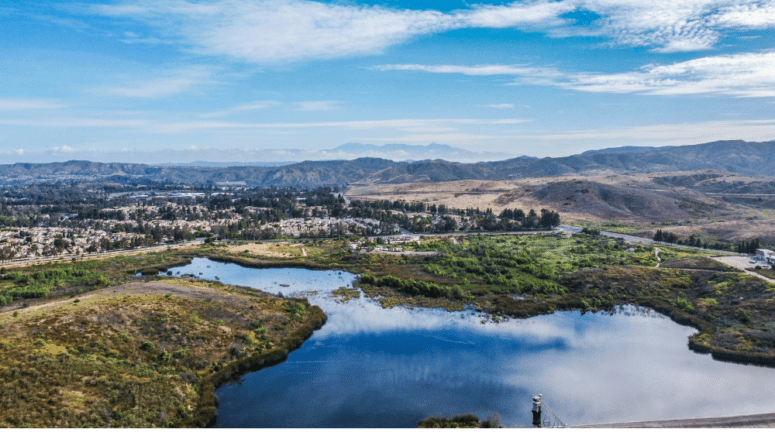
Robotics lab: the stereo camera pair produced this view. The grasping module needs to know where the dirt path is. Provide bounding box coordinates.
[714,256,775,284]
[655,248,662,267]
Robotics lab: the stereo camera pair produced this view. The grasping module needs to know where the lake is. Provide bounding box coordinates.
[166,258,775,428]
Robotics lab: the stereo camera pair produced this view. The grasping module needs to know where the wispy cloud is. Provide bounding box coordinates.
[199,101,278,118]
[0,116,528,133]
[484,104,515,109]
[80,0,775,62]
[0,99,65,110]
[560,51,775,97]
[0,118,151,128]
[150,117,529,133]
[93,66,217,98]
[293,100,340,111]
[523,119,775,145]
[378,51,775,98]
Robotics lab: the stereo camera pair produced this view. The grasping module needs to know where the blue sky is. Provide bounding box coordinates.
[1,0,775,164]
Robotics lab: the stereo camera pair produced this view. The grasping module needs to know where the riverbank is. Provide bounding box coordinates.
[190,237,775,369]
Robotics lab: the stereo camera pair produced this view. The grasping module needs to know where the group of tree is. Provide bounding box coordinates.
[653,230,732,251]
[736,239,760,254]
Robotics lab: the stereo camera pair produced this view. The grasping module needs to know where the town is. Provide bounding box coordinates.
[0,182,560,263]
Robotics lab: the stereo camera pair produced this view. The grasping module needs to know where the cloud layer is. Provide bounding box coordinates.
[84,0,775,63]
[378,50,775,97]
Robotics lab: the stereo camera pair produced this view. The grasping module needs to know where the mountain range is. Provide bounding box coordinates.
[2,140,774,187]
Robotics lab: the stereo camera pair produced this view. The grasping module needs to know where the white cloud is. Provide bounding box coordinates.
[199,101,278,118]
[83,0,775,62]
[87,0,449,63]
[375,64,563,82]
[15,149,24,155]
[523,119,775,145]
[94,66,216,98]
[485,104,516,109]
[49,145,78,153]
[0,99,64,110]
[379,51,775,98]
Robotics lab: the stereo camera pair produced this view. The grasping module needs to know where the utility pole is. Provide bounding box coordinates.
[532,395,542,428]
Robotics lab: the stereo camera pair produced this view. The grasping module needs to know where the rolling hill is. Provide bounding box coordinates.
[1,139,774,187]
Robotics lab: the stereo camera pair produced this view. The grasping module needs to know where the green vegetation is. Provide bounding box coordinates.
[749,267,775,280]
[654,230,731,251]
[411,233,657,277]
[0,265,113,305]
[360,274,452,298]
[0,279,325,428]
[417,414,500,428]
[331,287,361,303]
[0,250,193,307]
[660,256,737,272]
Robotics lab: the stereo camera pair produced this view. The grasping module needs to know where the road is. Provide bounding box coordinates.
[557,225,739,255]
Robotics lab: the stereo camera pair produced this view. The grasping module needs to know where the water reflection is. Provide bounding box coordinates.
[168,259,775,428]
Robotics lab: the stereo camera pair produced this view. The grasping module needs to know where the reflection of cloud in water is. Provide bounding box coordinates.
[177,259,775,427]
[311,292,670,348]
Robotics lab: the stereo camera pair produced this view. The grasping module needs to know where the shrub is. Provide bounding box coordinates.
[673,297,694,312]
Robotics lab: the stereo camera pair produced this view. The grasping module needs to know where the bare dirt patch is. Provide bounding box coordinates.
[224,242,304,258]
[714,256,775,284]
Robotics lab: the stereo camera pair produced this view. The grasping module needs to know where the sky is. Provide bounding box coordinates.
[1,0,775,164]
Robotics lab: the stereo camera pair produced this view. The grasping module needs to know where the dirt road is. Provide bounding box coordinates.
[714,256,775,284]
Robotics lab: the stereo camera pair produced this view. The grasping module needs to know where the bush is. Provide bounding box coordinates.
[673,297,694,312]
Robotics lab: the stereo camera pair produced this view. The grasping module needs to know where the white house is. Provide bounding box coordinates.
[755,248,774,262]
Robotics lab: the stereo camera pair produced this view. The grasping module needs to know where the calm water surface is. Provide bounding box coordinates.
[168,258,775,428]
